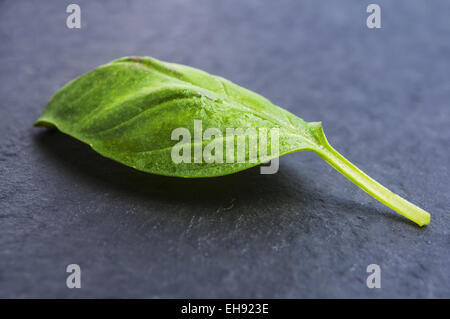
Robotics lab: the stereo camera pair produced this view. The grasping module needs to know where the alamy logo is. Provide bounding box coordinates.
[366,264,381,288]
[66,264,81,288]
[171,120,280,174]
[366,4,381,29]
[66,4,81,29]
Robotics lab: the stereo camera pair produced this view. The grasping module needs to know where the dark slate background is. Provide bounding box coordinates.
[0,0,449,298]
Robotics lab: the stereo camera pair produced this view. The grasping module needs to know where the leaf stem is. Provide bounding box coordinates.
[316,144,430,226]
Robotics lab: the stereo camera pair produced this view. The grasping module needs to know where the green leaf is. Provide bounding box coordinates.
[35,56,430,226]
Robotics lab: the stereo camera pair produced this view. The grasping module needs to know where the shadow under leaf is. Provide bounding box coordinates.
[33,129,416,228]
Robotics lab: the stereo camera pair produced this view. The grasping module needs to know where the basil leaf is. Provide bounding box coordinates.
[35,56,430,226]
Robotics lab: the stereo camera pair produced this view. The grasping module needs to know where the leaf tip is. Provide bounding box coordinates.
[34,119,56,129]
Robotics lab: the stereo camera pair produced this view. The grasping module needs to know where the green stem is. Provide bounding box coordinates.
[315,144,430,226]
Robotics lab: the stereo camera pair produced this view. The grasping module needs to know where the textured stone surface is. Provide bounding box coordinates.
[0,0,449,298]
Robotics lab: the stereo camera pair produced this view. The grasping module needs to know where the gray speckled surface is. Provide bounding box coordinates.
[0,0,449,298]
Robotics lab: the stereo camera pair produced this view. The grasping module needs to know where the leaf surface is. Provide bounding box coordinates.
[35,56,325,177]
